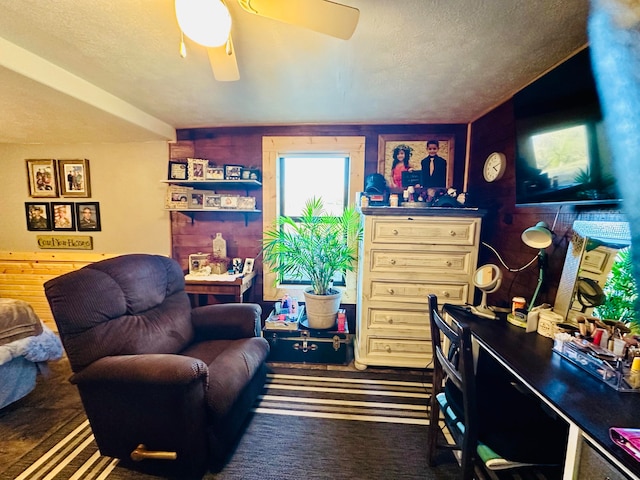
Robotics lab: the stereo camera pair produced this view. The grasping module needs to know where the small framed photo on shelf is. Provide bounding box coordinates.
[26,159,58,198]
[76,202,101,231]
[204,193,221,209]
[220,195,239,209]
[187,158,208,181]
[51,202,76,231]
[168,161,188,180]
[25,202,52,231]
[241,168,261,181]
[58,159,91,197]
[189,253,211,275]
[224,165,242,180]
[165,185,192,209]
[189,192,204,209]
[237,196,256,210]
[206,166,225,180]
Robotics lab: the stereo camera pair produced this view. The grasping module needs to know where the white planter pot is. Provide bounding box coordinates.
[303,289,342,329]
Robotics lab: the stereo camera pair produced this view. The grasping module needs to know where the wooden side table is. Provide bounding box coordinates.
[184,271,256,306]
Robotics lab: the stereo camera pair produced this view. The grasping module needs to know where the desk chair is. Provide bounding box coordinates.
[426,294,564,479]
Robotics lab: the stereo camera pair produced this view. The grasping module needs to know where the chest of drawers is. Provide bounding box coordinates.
[354,209,483,369]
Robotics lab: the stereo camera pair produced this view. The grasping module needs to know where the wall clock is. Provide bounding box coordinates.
[483,152,507,182]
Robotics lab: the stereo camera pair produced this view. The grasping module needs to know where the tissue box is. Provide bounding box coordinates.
[537,309,564,338]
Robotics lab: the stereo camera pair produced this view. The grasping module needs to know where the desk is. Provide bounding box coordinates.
[443,304,640,480]
[184,271,256,306]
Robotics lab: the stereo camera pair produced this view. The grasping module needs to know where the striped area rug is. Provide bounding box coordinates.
[4,367,461,480]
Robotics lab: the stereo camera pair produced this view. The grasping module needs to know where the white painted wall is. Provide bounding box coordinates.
[0,142,171,255]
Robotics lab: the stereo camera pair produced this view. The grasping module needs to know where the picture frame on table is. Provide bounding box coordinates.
[377,134,455,192]
[187,158,208,181]
[76,202,101,231]
[224,165,242,180]
[58,159,91,197]
[25,202,52,231]
[168,161,188,180]
[242,258,255,274]
[51,202,76,231]
[26,159,58,198]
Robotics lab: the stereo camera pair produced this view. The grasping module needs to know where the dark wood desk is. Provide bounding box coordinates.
[443,304,640,480]
[184,271,256,306]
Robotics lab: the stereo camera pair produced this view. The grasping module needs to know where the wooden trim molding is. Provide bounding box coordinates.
[0,251,118,331]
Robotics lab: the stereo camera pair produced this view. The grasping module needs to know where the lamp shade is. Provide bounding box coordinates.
[175,0,231,48]
[521,221,553,249]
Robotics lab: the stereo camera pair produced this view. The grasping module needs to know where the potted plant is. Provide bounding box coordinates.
[262,197,363,329]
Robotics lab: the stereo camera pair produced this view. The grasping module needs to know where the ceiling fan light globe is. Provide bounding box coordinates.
[175,0,232,48]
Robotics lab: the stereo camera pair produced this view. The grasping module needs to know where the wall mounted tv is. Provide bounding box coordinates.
[514,48,621,207]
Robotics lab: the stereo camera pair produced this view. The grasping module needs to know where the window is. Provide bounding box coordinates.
[262,136,365,303]
[279,154,349,286]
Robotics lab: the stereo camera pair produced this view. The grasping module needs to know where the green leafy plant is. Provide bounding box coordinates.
[262,197,363,295]
[594,248,639,333]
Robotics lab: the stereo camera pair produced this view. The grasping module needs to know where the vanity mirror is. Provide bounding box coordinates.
[554,221,634,326]
[469,264,503,320]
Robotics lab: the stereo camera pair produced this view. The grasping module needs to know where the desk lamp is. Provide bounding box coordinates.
[521,221,554,312]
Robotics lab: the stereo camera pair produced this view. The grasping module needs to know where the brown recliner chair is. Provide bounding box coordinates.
[44,254,269,478]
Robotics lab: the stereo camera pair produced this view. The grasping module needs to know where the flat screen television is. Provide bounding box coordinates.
[514,48,622,207]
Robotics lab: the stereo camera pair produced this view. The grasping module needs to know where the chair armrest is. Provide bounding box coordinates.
[191,303,261,340]
[70,354,209,386]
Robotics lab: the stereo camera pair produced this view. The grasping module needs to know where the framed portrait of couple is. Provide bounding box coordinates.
[377,134,455,192]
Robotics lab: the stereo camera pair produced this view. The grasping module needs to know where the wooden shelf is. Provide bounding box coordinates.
[162,179,261,189]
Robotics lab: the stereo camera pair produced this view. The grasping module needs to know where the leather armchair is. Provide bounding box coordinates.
[44,254,269,478]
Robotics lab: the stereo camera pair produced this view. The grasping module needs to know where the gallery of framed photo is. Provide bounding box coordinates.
[51,202,76,231]
[76,202,101,231]
[26,159,58,198]
[25,202,52,231]
[58,159,91,197]
[377,134,455,192]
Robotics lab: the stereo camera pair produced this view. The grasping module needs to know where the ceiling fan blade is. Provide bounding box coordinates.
[238,0,359,40]
[207,35,240,82]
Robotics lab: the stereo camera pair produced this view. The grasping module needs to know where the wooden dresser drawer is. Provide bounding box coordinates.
[369,249,473,276]
[366,337,432,360]
[368,280,468,304]
[370,217,478,246]
[368,306,430,331]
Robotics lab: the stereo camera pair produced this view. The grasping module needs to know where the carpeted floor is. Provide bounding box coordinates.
[1,360,461,480]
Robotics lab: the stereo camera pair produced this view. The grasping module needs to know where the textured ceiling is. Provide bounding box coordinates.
[0,0,589,144]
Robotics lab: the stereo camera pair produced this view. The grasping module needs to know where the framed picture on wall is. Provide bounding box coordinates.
[76,202,101,231]
[187,158,208,181]
[26,159,58,198]
[377,134,455,192]
[58,159,91,197]
[168,161,188,180]
[25,202,52,231]
[51,202,76,231]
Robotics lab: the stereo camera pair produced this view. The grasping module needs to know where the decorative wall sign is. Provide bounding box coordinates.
[37,235,93,249]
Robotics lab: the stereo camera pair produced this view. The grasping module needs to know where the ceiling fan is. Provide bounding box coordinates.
[175,0,360,82]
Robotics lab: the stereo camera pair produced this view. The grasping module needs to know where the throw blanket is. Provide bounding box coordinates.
[0,324,63,366]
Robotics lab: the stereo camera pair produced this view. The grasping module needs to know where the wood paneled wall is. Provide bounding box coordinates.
[171,124,468,304]
[0,251,117,331]
[468,100,626,309]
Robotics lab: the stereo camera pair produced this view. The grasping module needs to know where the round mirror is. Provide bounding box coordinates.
[474,264,502,292]
[470,264,503,320]
[576,277,606,311]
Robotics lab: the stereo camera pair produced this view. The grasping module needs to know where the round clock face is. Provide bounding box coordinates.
[483,152,506,182]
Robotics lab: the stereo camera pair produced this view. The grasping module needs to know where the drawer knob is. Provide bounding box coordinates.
[392,229,399,235]
[445,261,452,267]
[386,316,394,324]
[443,291,450,298]
[385,345,392,353]
[390,259,396,265]
[449,230,456,236]
[387,288,395,295]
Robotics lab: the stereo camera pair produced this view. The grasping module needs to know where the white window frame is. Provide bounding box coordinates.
[262,136,365,303]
